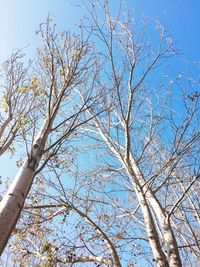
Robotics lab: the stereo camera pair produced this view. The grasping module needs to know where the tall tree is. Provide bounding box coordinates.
[0,50,35,157]
[0,1,199,267]
[0,18,99,255]
[78,1,200,266]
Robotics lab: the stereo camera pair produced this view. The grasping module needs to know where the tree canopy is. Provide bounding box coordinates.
[0,1,199,267]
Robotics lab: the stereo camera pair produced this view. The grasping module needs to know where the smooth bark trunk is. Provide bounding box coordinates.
[95,123,181,266]
[0,163,35,254]
[95,127,168,266]
[127,155,182,267]
[134,184,169,267]
[0,121,49,255]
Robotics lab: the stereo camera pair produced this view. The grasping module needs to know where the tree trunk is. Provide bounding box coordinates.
[134,183,169,267]
[0,121,49,255]
[68,202,122,267]
[127,155,182,267]
[94,126,168,266]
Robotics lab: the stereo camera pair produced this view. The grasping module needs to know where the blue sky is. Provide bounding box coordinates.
[0,0,199,63]
[0,0,83,61]
[127,0,200,62]
[0,1,199,265]
[0,0,199,193]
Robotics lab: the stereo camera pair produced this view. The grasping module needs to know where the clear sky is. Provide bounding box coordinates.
[0,0,200,63]
[0,0,84,61]
[0,1,199,186]
[0,0,199,192]
[0,1,199,265]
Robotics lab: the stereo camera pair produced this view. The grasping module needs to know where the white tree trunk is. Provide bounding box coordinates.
[94,123,181,266]
[0,121,49,255]
[95,126,168,265]
[127,155,182,267]
[0,163,35,254]
[134,184,169,267]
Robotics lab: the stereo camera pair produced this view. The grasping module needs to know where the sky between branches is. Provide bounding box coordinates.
[0,0,199,192]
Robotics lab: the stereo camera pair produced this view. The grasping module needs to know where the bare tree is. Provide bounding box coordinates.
[0,2,199,267]
[0,18,99,255]
[0,50,35,156]
[78,1,200,266]
[5,164,123,267]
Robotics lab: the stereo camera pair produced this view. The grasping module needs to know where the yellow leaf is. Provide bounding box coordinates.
[17,86,28,93]
[30,77,38,89]
[43,56,50,66]
[0,99,9,112]
[19,116,28,125]
[35,89,45,97]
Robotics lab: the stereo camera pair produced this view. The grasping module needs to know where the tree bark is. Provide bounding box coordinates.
[93,121,182,266]
[127,155,182,267]
[133,183,169,267]
[94,124,168,266]
[64,201,122,267]
[0,120,49,255]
